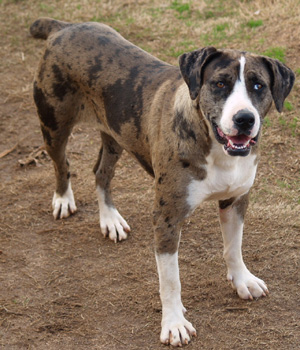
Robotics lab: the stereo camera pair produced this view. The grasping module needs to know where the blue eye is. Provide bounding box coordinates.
[254,83,263,90]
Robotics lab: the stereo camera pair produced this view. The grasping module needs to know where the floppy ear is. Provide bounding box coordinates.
[262,57,295,113]
[179,46,219,100]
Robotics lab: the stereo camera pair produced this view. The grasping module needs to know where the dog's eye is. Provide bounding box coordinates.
[216,82,225,89]
[254,83,263,90]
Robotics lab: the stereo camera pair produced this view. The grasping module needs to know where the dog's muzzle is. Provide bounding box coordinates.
[233,109,255,136]
[212,110,258,157]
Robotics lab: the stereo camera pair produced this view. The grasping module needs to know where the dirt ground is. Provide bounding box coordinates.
[0,1,299,349]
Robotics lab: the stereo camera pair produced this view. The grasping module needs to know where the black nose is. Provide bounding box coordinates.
[233,110,255,133]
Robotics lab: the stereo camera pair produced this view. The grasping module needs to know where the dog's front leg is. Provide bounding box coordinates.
[219,193,269,300]
[154,208,196,346]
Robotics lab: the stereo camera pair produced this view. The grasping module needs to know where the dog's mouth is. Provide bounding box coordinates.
[212,122,257,157]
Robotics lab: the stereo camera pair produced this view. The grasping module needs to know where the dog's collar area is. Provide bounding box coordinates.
[212,121,257,157]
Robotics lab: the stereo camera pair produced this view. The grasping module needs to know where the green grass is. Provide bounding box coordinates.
[148,7,165,19]
[170,0,191,15]
[284,101,294,111]
[263,117,272,128]
[39,3,54,13]
[289,117,299,137]
[279,116,287,127]
[165,40,197,58]
[279,114,299,137]
[203,10,215,19]
[262,47,286,63]
[125,17,135,25]
[215,23,229,32]
[276,179,290,189]
[246,19,263,28]
[295,68,300,75]
[199,1,236,19]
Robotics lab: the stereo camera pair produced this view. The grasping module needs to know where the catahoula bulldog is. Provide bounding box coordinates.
[30,17,294,347]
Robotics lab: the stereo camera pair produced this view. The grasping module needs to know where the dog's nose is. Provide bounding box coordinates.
[233,110,255,133]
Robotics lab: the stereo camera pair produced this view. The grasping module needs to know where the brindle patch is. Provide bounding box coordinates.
[132,151,154,177]
[41,125,52,146]
[53,34,63,46]
[219,197,235,210]
[33,82,57,130]
[233,193,249,220]
[87,53,103,87]
[51,64,78,101]
[102,66,145,135]
[172,110,196,142]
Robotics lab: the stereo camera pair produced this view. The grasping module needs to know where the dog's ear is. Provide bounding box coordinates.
[179,47,219,100]
[262,57,295,113]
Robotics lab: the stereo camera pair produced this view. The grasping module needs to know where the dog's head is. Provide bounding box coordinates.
[179,47,295,156]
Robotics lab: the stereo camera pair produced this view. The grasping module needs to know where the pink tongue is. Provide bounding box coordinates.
[228,135,250,145]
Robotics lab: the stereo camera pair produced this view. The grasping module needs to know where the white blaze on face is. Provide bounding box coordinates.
[219,56,260,137]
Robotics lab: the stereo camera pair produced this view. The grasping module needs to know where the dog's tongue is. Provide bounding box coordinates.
[228,134,251,145]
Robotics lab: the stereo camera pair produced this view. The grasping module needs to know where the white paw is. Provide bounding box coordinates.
[160,310,197,347]
[52,183,77,219]
[100,206,130,243]
[228,268,269,300]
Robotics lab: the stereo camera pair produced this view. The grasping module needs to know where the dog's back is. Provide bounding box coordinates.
[31,18,183,157]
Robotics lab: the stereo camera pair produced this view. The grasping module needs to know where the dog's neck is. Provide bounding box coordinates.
[171,83,211,167]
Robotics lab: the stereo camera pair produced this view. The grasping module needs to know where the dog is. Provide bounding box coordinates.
[30,17,295,346]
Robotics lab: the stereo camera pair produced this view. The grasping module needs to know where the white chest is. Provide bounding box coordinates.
[187,145,257,211]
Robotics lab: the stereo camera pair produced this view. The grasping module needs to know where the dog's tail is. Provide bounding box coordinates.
[30,17,71,40]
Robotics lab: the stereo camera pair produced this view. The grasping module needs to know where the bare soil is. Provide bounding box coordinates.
[0,1,299,349]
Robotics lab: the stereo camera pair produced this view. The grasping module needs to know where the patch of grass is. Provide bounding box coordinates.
[279,116,287,127]
[91,13,122,24]
[3,0,25,2]
[262,47,286,63]
[203,10,216,19]
[125,17,135,25]
[148,7,165,19]
[170,0,191,15]
[215,23,229,32]
[199,22,232,46]
[263,116,272,128]
[279,114,299,137]
[289,117,299,137]
[284,101,294,111]
[259,38,266,45]
[163,38,198,58]
[246,19,263,28]
[198,1,236,20]
[180,39,196,48]
[139,44,154,54]
[276,179,290,189]
[295,68,300,75]
[39,3,54,13]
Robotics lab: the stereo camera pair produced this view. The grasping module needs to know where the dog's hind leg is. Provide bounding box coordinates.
[49,137,77,220]
[94,132,130,243]
[33,82,78,220]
